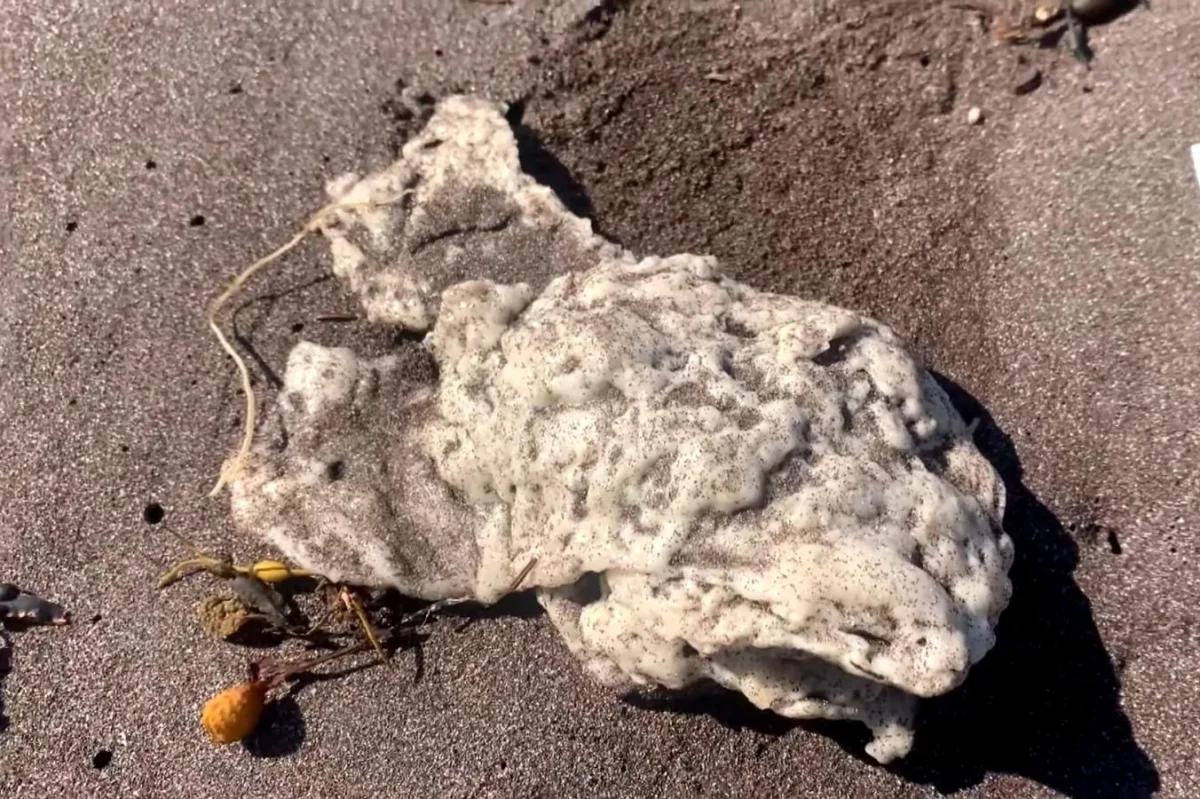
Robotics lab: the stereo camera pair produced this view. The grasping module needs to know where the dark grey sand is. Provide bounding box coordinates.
[1,1,1198,797]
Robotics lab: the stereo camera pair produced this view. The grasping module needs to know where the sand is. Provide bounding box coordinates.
[1,1,1196,797]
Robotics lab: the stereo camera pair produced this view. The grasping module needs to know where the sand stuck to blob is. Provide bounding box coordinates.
[224,96,1013,763]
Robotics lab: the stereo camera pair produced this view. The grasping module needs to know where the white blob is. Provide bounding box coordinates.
[228,96,1014,763]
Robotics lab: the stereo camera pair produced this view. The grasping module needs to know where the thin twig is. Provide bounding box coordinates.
[341,587,387,662]
[262,640,370,690]
[507,557,538,593]
[454,557,539,633]
[409,557,540,630]
[205,193,409,496]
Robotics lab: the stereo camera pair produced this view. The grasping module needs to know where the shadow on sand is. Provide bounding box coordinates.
[243,695,306,758]
[505,99,597,224]
[890,375,1158,797]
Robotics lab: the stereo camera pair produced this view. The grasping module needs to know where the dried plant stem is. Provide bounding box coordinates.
[261,640,371,690]
[403,557,539,627]
[340,587,387,663]
[508,557,538,593]
[205,193,409,496]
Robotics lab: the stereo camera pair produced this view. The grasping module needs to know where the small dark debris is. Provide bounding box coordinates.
[65,221,78,233]
[0,589,70,625]
[90,613,102,624]
[1064,7,1096,63]
[1013,68,1043,96]
[918,53,931,67]
[843,627,890,646]
[291,322,305,333]
[382,101,413,121]
[228,82,243,95]
[433,47,443,57]
[188,214,206,227]
[92,749,113,770]
[326,461,345,481]
[143,502,165,525]
[145,159,157,170]
[1107,529,1122,555]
